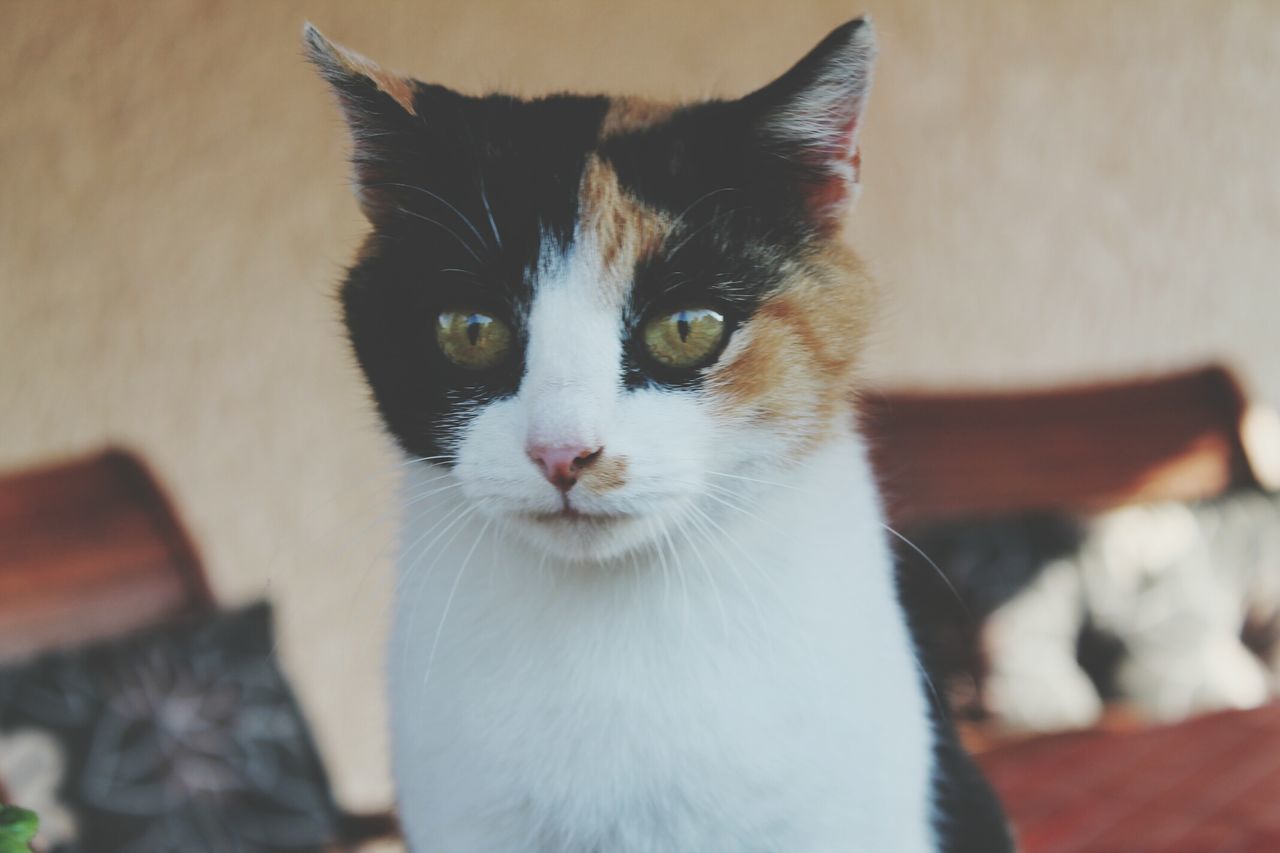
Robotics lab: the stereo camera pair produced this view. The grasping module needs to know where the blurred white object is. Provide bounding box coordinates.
[0,728,78,846]
[983,491,1280,731]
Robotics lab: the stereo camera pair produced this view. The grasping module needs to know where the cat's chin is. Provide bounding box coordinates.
[502,509,663,564]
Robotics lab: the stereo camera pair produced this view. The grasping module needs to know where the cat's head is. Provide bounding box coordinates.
[309,20,878,561]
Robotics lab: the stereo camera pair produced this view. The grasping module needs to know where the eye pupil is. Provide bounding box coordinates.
[437,309,511,370]
[641,306,726,372]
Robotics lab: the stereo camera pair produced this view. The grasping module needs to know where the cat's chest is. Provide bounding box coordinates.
[391,537,850,765]
[425,618,838,804]
[391,605,929,853]
[387,516,934,852]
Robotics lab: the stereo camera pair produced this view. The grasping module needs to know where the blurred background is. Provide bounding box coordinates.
[2,1,1279,850]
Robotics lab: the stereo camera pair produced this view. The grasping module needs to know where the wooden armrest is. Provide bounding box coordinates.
[0,448,214,663]
[862,364,1259,525]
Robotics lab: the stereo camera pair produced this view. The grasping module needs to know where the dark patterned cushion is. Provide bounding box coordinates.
[0,604,339,852]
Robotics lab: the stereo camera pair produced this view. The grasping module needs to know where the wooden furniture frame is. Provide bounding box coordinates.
[862,365,1261,525]
[0,448,397,849]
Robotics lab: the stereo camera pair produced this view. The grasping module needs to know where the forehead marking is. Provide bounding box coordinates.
[575,155,671,307]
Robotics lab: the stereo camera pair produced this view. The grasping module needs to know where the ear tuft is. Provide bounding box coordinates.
[303,23,418,117]
[301,21,335,69]
[752,17,878,223]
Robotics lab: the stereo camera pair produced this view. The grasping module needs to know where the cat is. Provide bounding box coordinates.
[901,488,1280,732]
[306,17,1011,852]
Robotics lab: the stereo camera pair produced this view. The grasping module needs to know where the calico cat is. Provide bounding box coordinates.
[901,488,1280,732]
[307,18,1011,852]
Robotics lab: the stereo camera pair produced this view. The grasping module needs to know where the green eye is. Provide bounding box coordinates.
[436,309,512,370]
[642,307,727,370]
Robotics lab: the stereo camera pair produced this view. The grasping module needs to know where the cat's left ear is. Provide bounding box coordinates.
[747,18,877,228]
[304,23,421,221]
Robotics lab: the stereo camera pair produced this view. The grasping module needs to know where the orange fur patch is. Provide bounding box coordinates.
[583,454,630,493]
[705,245,876,454]
[330,42,417,116]
[577,155,671,305]
[600,97,678,138]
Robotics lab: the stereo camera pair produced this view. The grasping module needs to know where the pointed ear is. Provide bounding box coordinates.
[304,23,421,221]
[749,18,877,227]
[304,23,418,117]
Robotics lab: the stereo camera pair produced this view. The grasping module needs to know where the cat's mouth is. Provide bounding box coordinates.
[504,501,665,561]
[523,508,629,525]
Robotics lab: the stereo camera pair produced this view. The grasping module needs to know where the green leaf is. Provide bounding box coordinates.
[0,804,39,852]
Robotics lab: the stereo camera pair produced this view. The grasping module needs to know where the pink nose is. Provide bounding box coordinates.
[527,444,603,492]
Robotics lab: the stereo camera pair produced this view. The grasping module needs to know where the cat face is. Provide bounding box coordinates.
[309,20,878,561]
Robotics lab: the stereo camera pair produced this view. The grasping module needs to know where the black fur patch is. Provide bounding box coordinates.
[901,559,1018,852]
[339,91,609,460]
[923,692,1017,853]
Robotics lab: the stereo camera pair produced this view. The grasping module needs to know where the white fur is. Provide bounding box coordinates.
[1090,505,1273,720]
[983,501,1276,732]
[387,234,938,850]
[983,559,1103,731]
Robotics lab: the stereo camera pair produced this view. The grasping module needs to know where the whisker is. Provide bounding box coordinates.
[684,503,772,645]
[673,507,730,637]
[345,506,450,653]
[656,513,691,639]
[479,172,504,251]
[298,454,452,531]
[438,267,483,280]
[915,656,952,725]
[394,500,476,598]
[394,206,483,263]
[697,486,776,531]
[665,186,740,236]
[881,523,971,623]
[686,499,786,603]
[394,494,476,581]
[373,181,491,254]
[663,206,744,261]
[401,454,459,466]
[649,517,673,616]
[704,470,805,492]
[401,479,467,509]
[423,514,494,689]
[396,502,484,674]
[328,485,449,584]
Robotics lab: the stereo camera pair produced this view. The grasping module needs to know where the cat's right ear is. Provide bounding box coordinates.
[304,23,422,222]
[745,18,877,230]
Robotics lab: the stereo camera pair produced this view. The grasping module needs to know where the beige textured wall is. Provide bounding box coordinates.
[3,1,1277,807]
